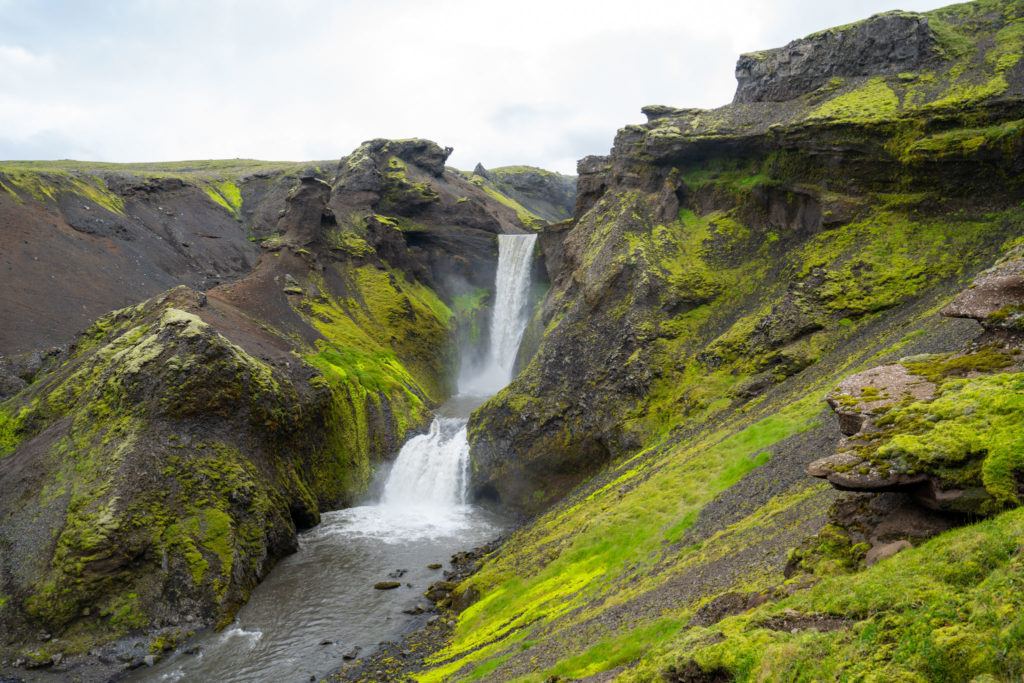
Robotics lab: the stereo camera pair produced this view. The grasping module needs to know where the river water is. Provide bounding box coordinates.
[135,234,537,683]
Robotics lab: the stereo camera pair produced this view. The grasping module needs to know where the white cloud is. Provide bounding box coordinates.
[0,0,955,173]
[0,44,50,67]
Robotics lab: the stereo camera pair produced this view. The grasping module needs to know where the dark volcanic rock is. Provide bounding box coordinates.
[734,11,940,103]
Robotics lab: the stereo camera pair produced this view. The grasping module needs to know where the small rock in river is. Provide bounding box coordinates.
[319,639,334,646]
[374,581,401,590]
[427,563,442,570]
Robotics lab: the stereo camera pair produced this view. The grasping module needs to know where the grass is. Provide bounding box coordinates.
[420,395,823,680]
[660,507,1024,682]
[0,158,325,179]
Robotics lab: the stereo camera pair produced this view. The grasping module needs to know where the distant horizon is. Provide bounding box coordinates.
[0,0,955,174]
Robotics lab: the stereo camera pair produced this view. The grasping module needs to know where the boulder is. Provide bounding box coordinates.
[942,246,1024,331]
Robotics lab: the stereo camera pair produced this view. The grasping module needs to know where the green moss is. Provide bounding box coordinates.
[787,523,871,577]
[907,119,1023,161]
[379,155,440,210]
[659,507,1024,682]
[808,77,900,123]
[324,225,374,256]
[99,592,147,631]
[203,180,243,218]
[452,288,490,344]
[0,405,30,457]
[478,182,545,230]
[802,210,996,316]
[876,372,1024,509]
[423,396,822,680]
[902,346,1015,384]
[69,176,125,215]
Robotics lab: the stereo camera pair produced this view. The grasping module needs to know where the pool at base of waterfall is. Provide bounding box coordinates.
[136,495,502,683]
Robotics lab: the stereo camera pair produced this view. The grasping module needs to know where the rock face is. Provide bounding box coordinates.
[468,0,1024,516]
[734,12,940,103]
[0,139,560,665]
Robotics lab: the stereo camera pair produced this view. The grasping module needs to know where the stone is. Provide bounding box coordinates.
[865,540,912,566]
[374,581,401,590]
[943,247,1024,330]
[825,364,936,436]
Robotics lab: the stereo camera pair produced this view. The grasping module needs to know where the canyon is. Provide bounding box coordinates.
[1,0,1024,681]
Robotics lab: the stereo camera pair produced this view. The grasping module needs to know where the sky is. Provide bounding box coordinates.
[0,0,955,174]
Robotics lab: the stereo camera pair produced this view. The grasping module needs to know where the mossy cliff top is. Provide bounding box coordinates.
[622,0,1023,168]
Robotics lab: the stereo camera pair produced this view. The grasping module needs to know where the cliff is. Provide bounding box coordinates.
[412,1,1024,680]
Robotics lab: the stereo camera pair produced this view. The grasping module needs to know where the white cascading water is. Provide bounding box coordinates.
[380,418,470,506]
[379,233,537,510]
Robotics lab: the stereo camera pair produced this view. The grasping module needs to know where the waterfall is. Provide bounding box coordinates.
[460,233,538,396]
[380,418,470,506]
[378,233,537,509]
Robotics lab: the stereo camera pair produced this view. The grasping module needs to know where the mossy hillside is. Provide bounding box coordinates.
[458,4,1024,674]
[302,262,455,405]
[203,180,243,218]
[638,506,1024,682]
[436,258,999,681]
[423,392,828,682]
[0,170,126,214]
[1,140,475,656]
[478,181,545,230]
[291,260,456,501]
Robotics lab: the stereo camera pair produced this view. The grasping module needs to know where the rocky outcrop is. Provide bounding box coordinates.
[809,248,1024,514]
[943,244,1024,331]
[734,11,940,103]
[472,165,577,223]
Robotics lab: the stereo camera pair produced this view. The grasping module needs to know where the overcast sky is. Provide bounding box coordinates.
[0,0,954,173]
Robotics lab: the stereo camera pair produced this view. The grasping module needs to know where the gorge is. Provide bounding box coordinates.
[2,0,1024,681]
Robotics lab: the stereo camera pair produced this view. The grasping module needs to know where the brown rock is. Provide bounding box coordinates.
[826,364,935,436]
[865,540,912,566]
[942,247,1024,329]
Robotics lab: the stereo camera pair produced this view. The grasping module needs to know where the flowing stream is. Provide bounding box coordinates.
[137,233,537,683]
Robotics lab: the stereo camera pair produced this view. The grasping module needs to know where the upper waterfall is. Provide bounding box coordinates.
[460,233,537,396]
